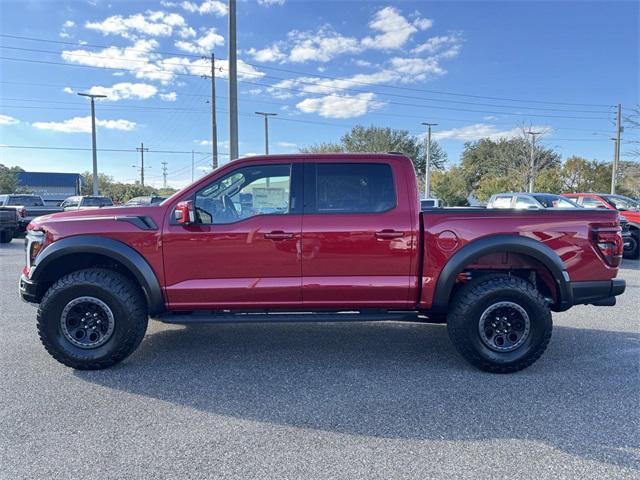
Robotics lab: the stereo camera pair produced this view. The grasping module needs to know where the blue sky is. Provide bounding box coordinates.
[0,0,638,188]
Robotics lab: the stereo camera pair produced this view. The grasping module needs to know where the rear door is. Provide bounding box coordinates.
[300,159,415,309]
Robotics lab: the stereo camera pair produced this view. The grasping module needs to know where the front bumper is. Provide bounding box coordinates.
[19,274,40,304]
[570,279,626,307]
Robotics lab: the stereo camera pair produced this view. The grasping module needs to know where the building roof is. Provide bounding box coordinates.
[17,172,81,187]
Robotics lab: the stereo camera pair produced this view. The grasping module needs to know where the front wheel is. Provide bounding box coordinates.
[37,268,148,369]
[447,275,552,373]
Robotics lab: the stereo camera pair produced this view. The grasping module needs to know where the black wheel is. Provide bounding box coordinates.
[37,269,148,369]
[447,274,552,373]
[0,230,12,243]
[623,231,639,259]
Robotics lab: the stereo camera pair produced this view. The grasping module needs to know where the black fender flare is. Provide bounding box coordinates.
[31,235,165,315]
[626,221,640,232]
[431,234,573,313]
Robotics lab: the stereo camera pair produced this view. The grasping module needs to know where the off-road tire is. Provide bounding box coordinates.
[37,268,148,369]
[0,230,12,243]
[447,274,552,373]
[623,230,639,259]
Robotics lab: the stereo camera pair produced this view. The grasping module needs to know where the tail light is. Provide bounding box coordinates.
[591,226,623,267]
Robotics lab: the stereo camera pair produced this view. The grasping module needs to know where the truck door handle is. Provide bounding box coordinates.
[264,231,295,240]
[375,229,404,239]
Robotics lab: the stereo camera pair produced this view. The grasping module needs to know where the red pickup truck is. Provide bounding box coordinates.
[20,153,626,373]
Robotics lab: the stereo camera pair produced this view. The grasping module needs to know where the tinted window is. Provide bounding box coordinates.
[603,195,640,211]
[314,163,395,213]
[491,196,512,208]
[515,196,538,208]
[532,195,579,208]
[195,164,291,225]
[8,195,43,206]
[581,197,605,208]
[82,197,113,207]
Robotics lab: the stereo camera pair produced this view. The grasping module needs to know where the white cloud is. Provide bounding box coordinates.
[361,6,419,50]
[60,19,76,38]
[63,20,75,28]
[175,28,224,54]
[0,114,19,125]
[246,45,286,63]
[258,0,285,6]
[32,116,137,133]
[86,82,158,101]
[160,92,177,101]
[412,33,463,58]
[247,6,431,64]
[181,1,227,16]
[178,26,197,38]
[389,57,446,80]
[275,141,297,148]
[433,124,552,142]
[86,11,187,38]
[296,93,384,118]
[288,27,361,63]
[63,87,74,94]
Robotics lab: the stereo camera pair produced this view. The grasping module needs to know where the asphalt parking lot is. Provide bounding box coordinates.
[0,239,638,480]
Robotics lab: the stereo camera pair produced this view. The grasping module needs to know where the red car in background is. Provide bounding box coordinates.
[563,193,640,259]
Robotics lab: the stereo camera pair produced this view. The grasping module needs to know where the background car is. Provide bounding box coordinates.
[0,194,63,230]
[124,196,166,206]
[563,193,640,258]
[487,193,581,209]
[61,196,114,211]
[420,198,442,209]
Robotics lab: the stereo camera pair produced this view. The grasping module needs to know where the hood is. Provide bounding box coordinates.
[30,205,165,231]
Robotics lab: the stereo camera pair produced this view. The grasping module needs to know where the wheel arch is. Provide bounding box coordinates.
[431,234,572,313]
[31,236,165,316]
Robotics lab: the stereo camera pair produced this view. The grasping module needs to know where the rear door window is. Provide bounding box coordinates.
[491,196,513,208]
[581,197,605,208]
[310,163,396,214]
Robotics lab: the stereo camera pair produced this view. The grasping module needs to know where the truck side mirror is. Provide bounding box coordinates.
[174,200,196,225]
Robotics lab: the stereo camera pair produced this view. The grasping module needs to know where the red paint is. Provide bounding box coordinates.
[28,153,622,313]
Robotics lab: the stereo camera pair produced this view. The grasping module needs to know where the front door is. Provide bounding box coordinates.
[162,162,303,310]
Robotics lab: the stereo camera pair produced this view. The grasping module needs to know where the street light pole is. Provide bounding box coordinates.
[527,130,542,193]
[228,0,239,160]
[255,112,277,155]
[421,122,438,199]
[77,92,107,195]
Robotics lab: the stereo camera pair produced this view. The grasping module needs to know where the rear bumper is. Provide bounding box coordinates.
[570,279,626,307]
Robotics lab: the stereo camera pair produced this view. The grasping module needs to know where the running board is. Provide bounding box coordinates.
[154,310,426,325]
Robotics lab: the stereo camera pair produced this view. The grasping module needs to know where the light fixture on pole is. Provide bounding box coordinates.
[255,112,277,155]
[77,92,107,195]
[421,122,438,199]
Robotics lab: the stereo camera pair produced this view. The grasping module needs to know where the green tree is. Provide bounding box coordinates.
[0,164,24,193]
[560,156,611,193]
[302,125,447,182]
[431,166,469,206]
[460,136,561,195]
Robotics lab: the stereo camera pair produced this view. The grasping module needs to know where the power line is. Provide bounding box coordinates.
[0,145,226,155]
[0,33,615,108]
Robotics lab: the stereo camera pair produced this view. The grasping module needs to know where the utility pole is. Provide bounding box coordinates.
[228,0,239,160]
[527,130,542,193]
[210,53,218,169]
[77,92,107,195]
[135,142,149,186]
[611,103,622,194]
[161,160,168,189]
[421,122,438,199]
[255,112,277,154]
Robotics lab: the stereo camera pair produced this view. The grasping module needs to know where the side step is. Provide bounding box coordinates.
[154,310,426,325]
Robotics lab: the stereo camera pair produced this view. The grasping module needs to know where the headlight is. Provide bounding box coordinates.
[25,230,45,269]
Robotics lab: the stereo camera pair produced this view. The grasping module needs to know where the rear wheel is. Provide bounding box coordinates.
[37,268,148,369]
[447,274,552,373]
[0,230,12,243]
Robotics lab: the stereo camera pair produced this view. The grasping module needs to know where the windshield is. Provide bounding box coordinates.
[603,195,640,211]
[8,195,43,206]
[532,195,580,208]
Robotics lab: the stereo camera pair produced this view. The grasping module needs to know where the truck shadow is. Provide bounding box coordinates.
[75,321,640,470]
